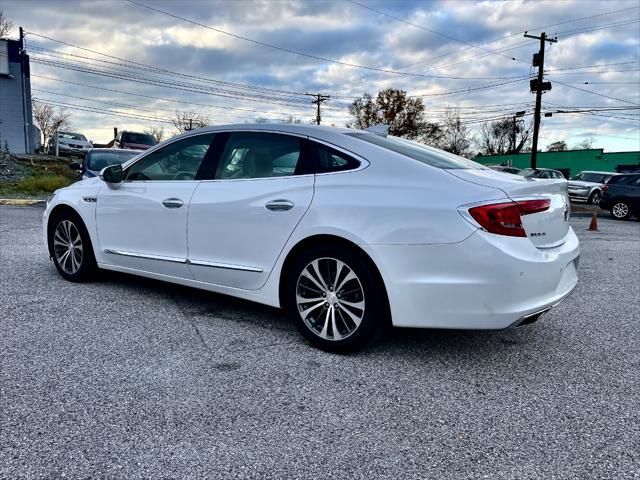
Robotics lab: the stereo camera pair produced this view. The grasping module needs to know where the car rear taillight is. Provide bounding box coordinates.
[601,184,608,192]
[468,199,551,237]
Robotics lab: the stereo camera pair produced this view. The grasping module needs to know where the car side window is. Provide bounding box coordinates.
[312,142,360,173]
[214,132,302,179]
[125,134,215,181]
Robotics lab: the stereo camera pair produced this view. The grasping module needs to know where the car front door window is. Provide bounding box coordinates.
[126,134,215,181]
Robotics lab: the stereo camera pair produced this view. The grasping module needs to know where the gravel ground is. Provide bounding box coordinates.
[1,205,639,479]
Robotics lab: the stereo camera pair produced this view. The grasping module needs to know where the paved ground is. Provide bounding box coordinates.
[1,205,639,479]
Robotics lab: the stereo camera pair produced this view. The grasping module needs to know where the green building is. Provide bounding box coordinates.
[474,149,640,176]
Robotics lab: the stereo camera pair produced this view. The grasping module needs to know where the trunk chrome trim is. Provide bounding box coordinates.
[104,249,187,264]
[187,259,263,273]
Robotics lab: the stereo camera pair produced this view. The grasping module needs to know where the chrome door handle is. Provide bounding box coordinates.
[265,199,294,212]
[162,198,184,209]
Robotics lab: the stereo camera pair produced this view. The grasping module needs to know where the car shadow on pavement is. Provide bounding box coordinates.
[98,269,543,357]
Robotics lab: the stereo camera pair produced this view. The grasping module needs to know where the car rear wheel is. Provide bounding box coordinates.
[588,190,601,205]
[611,201,631,220]
[49,210,98,281]
[285,246,386,353]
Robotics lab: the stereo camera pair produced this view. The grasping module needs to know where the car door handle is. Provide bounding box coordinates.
[265,199,294,212]
[162,198,184,209]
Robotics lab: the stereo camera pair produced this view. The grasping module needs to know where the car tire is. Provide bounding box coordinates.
[610,201,631,220]
[49,210,98,282]
[284,245,387,353]
[588,190,601,205]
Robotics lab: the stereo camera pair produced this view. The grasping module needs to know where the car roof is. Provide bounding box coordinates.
[579,171,617,175]
[166,123,355,144]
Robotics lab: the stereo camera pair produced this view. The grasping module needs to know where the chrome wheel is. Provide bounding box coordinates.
[590,191,601,205]
[612,202,629,219]
[296,257,365,341]
[53,220,83,275]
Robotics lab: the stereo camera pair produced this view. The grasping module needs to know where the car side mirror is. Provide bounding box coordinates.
[100,164,123,187]
[69,162,81,171]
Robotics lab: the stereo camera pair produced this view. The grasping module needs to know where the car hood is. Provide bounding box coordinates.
[568,180,599,188]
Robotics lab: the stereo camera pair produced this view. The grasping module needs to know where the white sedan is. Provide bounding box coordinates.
[43,124,579,352]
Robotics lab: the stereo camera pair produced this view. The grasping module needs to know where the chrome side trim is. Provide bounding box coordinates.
[104,249,186,264]
[187,259,263,273]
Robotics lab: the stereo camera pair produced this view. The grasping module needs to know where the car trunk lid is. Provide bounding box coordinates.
[448,168,571,248]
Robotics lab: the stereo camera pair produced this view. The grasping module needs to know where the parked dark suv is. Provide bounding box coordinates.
[599,173,640,220]
[114,131,157,150]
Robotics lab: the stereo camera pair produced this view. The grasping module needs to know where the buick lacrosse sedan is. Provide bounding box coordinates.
[44,124,579,352]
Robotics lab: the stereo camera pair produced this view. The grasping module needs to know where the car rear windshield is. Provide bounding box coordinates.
[345,133,483,169]
[87,151,138,171]
[123,133,156,145]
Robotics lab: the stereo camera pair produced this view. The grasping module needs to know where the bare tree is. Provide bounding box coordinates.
[172,111,209,133]
[572,137,595,150]
[32,100,72,151]
[145,127,166,143]
[0,10,14,39]
[476,118,533,155]
[439,107,472,158]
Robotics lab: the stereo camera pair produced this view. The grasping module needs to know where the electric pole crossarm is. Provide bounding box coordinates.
[305,93,330,125]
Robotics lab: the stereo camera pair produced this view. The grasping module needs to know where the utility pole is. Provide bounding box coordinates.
[305,93,330,125]
[524,31,556,169]
[19,27,30,154]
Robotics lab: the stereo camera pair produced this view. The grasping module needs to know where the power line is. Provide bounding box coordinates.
[26,32,311,99]
[554,80,640,106]
[30,74,340,119]
[398,5,639,71]
[123,0,529,81]
[345,0,526,63]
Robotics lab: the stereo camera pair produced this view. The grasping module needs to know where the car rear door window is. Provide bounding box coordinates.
[214,133,303,179]
[311,142,360,173]
[125,134,215,181]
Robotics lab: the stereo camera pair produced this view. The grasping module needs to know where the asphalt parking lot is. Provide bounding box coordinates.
[1,205,639,479]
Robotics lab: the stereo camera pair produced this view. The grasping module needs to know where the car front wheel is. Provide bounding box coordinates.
[49,210,98,281]
[588,190,601,205]
[285,246,387,353]
[611,201,631,220]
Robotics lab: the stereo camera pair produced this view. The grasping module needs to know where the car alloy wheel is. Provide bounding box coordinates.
[589,191,601,205]
[295,257,365,341]
[611,202,630,219]
[53,219,84,275]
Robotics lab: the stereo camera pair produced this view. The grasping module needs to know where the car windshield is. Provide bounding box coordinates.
[58,132,87,141]
[345,133,483,169]
[87,151,138,171]
[123,133,156,146]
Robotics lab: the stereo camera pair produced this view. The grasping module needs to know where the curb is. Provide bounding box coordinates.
[0,199,46,206]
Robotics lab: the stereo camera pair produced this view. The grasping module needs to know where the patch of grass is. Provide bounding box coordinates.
[0,156,79,198]
[17,175,73,195]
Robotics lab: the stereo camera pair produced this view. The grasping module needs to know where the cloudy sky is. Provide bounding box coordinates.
[2,0,639,149]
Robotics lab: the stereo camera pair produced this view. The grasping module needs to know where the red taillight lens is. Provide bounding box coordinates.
[602,184,608,192]
[468,199,551,237]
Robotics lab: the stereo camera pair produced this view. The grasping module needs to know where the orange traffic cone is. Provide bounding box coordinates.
[588,211,598,231]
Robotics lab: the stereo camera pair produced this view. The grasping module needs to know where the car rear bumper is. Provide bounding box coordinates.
[363,227,580,329]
